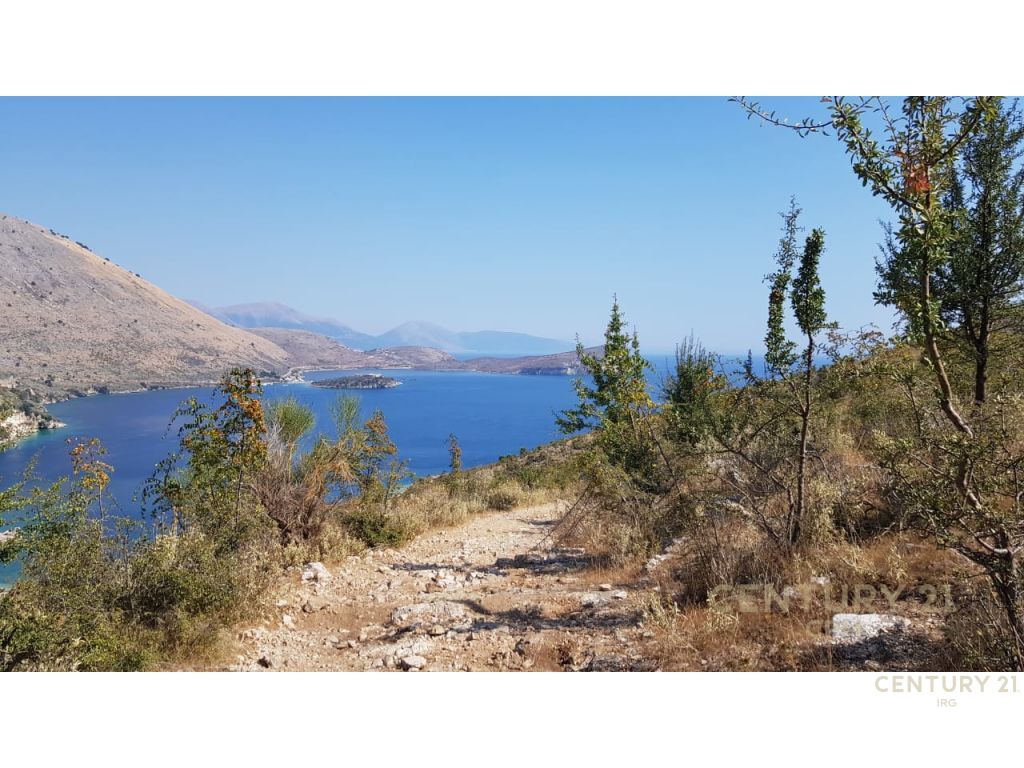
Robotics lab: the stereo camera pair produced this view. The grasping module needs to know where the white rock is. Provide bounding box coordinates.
[301,562,332,583]
[612,590,628,600]
[831,613,910,642]
[401,655,427,670]
[282,614,296,630]
[390,601,468,628]
[0,528,20,545]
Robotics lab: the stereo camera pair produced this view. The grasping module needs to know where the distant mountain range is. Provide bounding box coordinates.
[194,301,572,356]
[1,214,292,395]
[0,213,591,402]
[0,214,461,396]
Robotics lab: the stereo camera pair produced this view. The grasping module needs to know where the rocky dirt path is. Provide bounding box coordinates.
[226,502,659,671]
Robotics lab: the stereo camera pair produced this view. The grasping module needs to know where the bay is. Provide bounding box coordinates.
[0,368,580,586]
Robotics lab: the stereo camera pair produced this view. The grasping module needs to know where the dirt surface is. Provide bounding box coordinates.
[208,501,948,673]
[224,502,661,672]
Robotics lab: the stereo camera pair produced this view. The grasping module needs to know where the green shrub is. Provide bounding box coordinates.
[485,483,522,511]
[342,507,409,548]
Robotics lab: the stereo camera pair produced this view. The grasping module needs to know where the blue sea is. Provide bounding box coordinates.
[0,368,587,586]
[0,353,760,587]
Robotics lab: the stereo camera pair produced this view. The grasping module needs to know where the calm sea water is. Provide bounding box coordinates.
[0,368,584,586]
[0,354,756,586]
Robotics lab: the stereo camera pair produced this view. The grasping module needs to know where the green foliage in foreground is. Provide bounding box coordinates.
[0,371,414,671]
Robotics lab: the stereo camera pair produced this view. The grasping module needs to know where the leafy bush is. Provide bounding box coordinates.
[342,507,409,548]
[485,483,522,511]
[1,371,277,670]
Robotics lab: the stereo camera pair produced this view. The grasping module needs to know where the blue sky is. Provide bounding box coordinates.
[0,97,896,352]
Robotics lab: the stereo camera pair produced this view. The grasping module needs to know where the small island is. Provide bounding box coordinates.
[310,374,402,390]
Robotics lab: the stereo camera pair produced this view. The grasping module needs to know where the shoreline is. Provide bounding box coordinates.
[1,362,577,449]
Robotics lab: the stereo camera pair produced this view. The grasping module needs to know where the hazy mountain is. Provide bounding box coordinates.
[373,321,461,351]
[457,329,573,356]
[245,328,457,370]
[200,301,378,350]
[0,213,294,394]
[376,321,571,355]
[199,302,571,355]
[0,213,583,403]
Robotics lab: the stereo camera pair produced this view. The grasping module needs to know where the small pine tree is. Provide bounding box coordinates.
[556,296,653,434]
[444,433,464,499]
[662,334,724,451]
[447,433,463,474]
[747,201,832,546]
[558,297,665,490]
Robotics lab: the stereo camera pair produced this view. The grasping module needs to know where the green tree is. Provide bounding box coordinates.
[662,334,725,451]
[736,96,1024,666]
[266,395,315,461]
[0,442,149,670]
[736,96,994,438]
[737,201,832,546]
[789,223,829,545]
[145,368,267,542]
[443,433,464,499]
[557,296,653,433]
[447,433,463,474]
[877,98,1024,404]
[557,297,665,489]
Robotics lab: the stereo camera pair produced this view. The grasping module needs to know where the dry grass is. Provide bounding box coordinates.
[638,527,969,671]
[378,454,583,545]
[647,602,828,671]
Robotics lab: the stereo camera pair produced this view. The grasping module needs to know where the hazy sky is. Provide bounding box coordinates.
[0,97,897,352]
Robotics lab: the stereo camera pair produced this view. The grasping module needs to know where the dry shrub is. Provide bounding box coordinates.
[555,489,667,564]
[647,600,823,671]
[940,582,1023,671]
[278,522,365,567]
[668,505,789,607]
[485,482,522,511]
[569,515,648,563]
[796,533,960,593]
[385,482,486,538]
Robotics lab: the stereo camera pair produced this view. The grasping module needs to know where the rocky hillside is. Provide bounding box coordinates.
[0,213,292,395]
[201,300,571,355]
[246,329,458,371]
[0,212,585,403]
[363,345,457,368]
[432,346,602,375]
[245,328,381,370]
[0,386,63,447]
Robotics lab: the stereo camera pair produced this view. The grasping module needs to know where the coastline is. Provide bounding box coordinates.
[1,353,582,449]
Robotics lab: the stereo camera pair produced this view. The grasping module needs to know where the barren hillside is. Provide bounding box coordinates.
[247,329,459,371]
[429,346,601,375]
[246,327,379,369]
[0,213,292,394]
